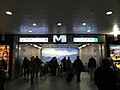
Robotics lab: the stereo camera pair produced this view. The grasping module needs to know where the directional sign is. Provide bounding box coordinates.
[73,37,98,42]
[19,37,48,42]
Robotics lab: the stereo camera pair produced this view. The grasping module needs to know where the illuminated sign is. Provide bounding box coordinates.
[19,37,48,42]
[73,37,98,42]
[53,35,67,43]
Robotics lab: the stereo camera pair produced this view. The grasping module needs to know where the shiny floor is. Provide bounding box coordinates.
[5,72,98,90]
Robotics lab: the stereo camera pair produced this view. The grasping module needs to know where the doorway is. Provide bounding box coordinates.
[19,43,104,66]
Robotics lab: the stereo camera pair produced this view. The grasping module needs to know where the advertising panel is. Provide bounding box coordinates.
[110,44,120,69]
[0,45,10,78]
[42,48,79,64]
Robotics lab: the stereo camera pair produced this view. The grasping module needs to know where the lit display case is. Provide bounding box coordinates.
[0,45,10,78]
[110,44,120,69]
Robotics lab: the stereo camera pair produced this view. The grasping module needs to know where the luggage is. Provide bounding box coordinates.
[66,72,74,82]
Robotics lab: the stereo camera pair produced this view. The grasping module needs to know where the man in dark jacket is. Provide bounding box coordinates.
[29,56,36,85]
[34,56,43,77]
[73,56,84,82]
[23,57,29,78]
[61,57,67,72]
[94,59,119,90]
[50,57,58,76]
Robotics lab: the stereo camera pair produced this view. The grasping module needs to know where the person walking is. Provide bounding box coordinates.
[23,57,29,78]
[88,57,96,79]
[29,56,36,85]
[94,59,119,90]
[73,56,84,82]
[50,57,58,76]
[61,57,67,72]
[34,56,43,77]
[66,57,73,74]
[0,57,7,90]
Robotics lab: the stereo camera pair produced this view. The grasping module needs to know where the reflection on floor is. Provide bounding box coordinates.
[5,72,98,90]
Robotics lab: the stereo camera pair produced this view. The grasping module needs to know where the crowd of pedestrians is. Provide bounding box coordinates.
[22,55,120,89]
[49,56,120,89]
[22,55,85,84]
[48,56,84,82]
[23,56,43,84]
[1,54,119,90]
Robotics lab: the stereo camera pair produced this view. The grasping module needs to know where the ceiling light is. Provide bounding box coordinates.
[29,30,32,32]
[6,11,12,15]
[87,30,91,32]
[82,23,86,26]
[78,46,82,49]
[38,46,42,49]
[109,24,120,35]
[57,22,62,26]
[33,23,36,26]
[33,44,38,48]
[106,11,112,15]
[82,44,86,47]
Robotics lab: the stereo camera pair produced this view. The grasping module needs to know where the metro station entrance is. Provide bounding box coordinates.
[13,34,106,78]
[19,43,104,68]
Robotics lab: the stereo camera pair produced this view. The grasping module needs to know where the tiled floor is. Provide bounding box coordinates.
[5,72,98,90]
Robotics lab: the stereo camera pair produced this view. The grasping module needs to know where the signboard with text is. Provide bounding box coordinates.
[73,37,98,42]
[53,35,67,44]
[19,37,48,42]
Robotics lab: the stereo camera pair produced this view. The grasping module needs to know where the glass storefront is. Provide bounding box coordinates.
[110,44,120,69]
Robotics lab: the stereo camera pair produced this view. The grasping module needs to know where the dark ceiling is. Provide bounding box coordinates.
[0,0,120,34]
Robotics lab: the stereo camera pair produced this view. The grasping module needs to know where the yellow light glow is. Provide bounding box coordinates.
[109,24,120,35]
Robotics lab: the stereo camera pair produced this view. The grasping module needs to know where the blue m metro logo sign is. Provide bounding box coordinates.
[53,35,67,43]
